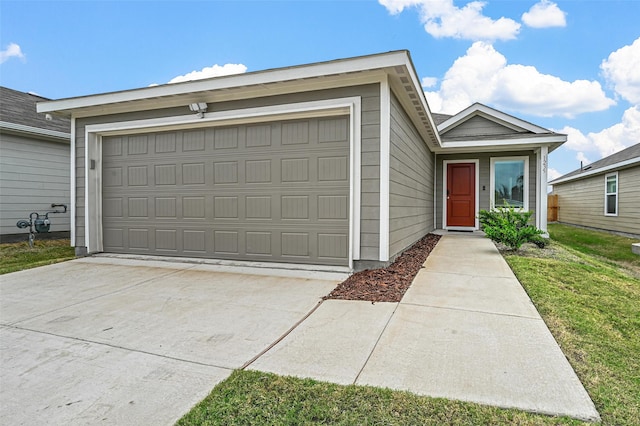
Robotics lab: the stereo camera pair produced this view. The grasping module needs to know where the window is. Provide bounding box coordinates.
[490,157,529,210]
[605,172,618,216]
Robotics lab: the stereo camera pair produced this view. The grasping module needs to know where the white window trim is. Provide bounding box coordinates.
[490,156,529,211]
[442,159,480,230]
[604,172,618,217]
[83,97,362,269]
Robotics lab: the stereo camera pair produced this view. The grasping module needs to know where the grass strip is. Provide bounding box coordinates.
[0,239,75,275]
[547,223,639,270]
[177,370,582,426]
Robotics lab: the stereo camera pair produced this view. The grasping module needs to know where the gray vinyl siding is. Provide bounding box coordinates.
[0,132,70,235]
[442,115,520,140]
[388,93,434,258]
[554,166,640,236]
[73,84,381,260]
[435,151,537,228]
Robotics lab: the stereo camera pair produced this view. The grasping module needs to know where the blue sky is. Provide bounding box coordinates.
[2,0,639,179]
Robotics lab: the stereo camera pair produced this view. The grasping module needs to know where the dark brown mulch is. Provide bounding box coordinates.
[324,233,441,303]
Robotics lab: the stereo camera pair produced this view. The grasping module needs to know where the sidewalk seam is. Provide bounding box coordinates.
[240,299,326,370]
[399,302,542,320]
[352,302,400,385]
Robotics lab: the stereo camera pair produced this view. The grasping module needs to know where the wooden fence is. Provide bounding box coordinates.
[547,194,558,222]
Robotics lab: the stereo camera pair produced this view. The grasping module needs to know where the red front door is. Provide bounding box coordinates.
[447,163,476,227]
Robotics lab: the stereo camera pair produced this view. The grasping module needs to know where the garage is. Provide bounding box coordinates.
[101,116,350,266]
[38,51,446,272]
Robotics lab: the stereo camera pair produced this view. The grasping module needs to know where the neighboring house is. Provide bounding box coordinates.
[38,51,566,271]
[0,87,71,242]
[550,143,640,237]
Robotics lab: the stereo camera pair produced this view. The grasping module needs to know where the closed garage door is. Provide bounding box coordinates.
[102,116,350,266]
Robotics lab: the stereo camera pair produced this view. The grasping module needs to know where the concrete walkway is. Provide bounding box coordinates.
[248,233,601,421]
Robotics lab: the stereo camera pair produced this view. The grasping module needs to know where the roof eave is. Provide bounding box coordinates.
[37,51,411,115]
[36,50,443,149]
[550,156,640,185]
[0,121,71,142]
[437,103,553,134]
[433,134,566,154]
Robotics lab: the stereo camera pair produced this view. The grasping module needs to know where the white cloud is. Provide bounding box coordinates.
[421,76,438,88]
[601,37,640,104]
[547,167,562,181]
[576,151,591,166]
[0,43,25,64]
[379,0,520,41]
[425,42,615,117]
[167,63,247,84]
[522,0,567,28]
[556,106,640,162]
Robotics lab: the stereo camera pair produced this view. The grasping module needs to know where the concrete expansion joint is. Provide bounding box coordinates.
[399,302,543,320]
[240,299,326,370]
[353,302,400,385]
[5,324,231,370]
[422,270,516,279]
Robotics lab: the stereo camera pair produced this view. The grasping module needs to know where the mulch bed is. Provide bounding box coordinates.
[324,233,441,303]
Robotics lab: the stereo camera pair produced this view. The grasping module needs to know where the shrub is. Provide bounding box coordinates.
[478,204,546,250]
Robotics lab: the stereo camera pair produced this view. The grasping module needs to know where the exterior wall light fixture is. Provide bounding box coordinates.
[189,102,208,118]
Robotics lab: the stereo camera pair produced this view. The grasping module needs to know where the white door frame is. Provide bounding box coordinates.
[442,159,480,230]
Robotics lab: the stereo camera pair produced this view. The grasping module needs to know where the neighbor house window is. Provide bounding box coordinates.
[605,172,618,216]
[490,157,529,210]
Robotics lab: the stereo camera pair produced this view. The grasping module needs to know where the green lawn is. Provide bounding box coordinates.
[0,239,75,275]
[547,223,640,272]
[177,370,582,426]
[177,225,640,425]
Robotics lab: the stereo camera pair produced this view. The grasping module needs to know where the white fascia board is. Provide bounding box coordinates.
[550,157,640,185]
[0,121,70,141]
[438,103,551,134]
[433,135,566,153]
[37,51,412,114]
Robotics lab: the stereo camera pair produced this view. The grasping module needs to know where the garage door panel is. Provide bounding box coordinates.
[102,116,349,266]
[182,130,206,152]
[128,135,148,155]
[183,230,206,253]
[155,133,176,153]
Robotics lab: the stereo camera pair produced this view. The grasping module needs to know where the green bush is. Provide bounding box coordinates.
[478,204,545,250]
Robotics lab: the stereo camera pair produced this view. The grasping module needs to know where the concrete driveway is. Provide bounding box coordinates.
[0,256,341,425]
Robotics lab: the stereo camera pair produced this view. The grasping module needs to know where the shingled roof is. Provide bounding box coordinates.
[0,86,70,134]
[432,113,452,126]
[550,142,640,184]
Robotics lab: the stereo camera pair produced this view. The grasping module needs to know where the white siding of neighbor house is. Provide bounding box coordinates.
[389,93,434,258]
[554,165,640,236]
[0,132,71,236]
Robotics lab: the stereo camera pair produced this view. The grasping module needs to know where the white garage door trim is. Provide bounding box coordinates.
[84,97,362,269]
